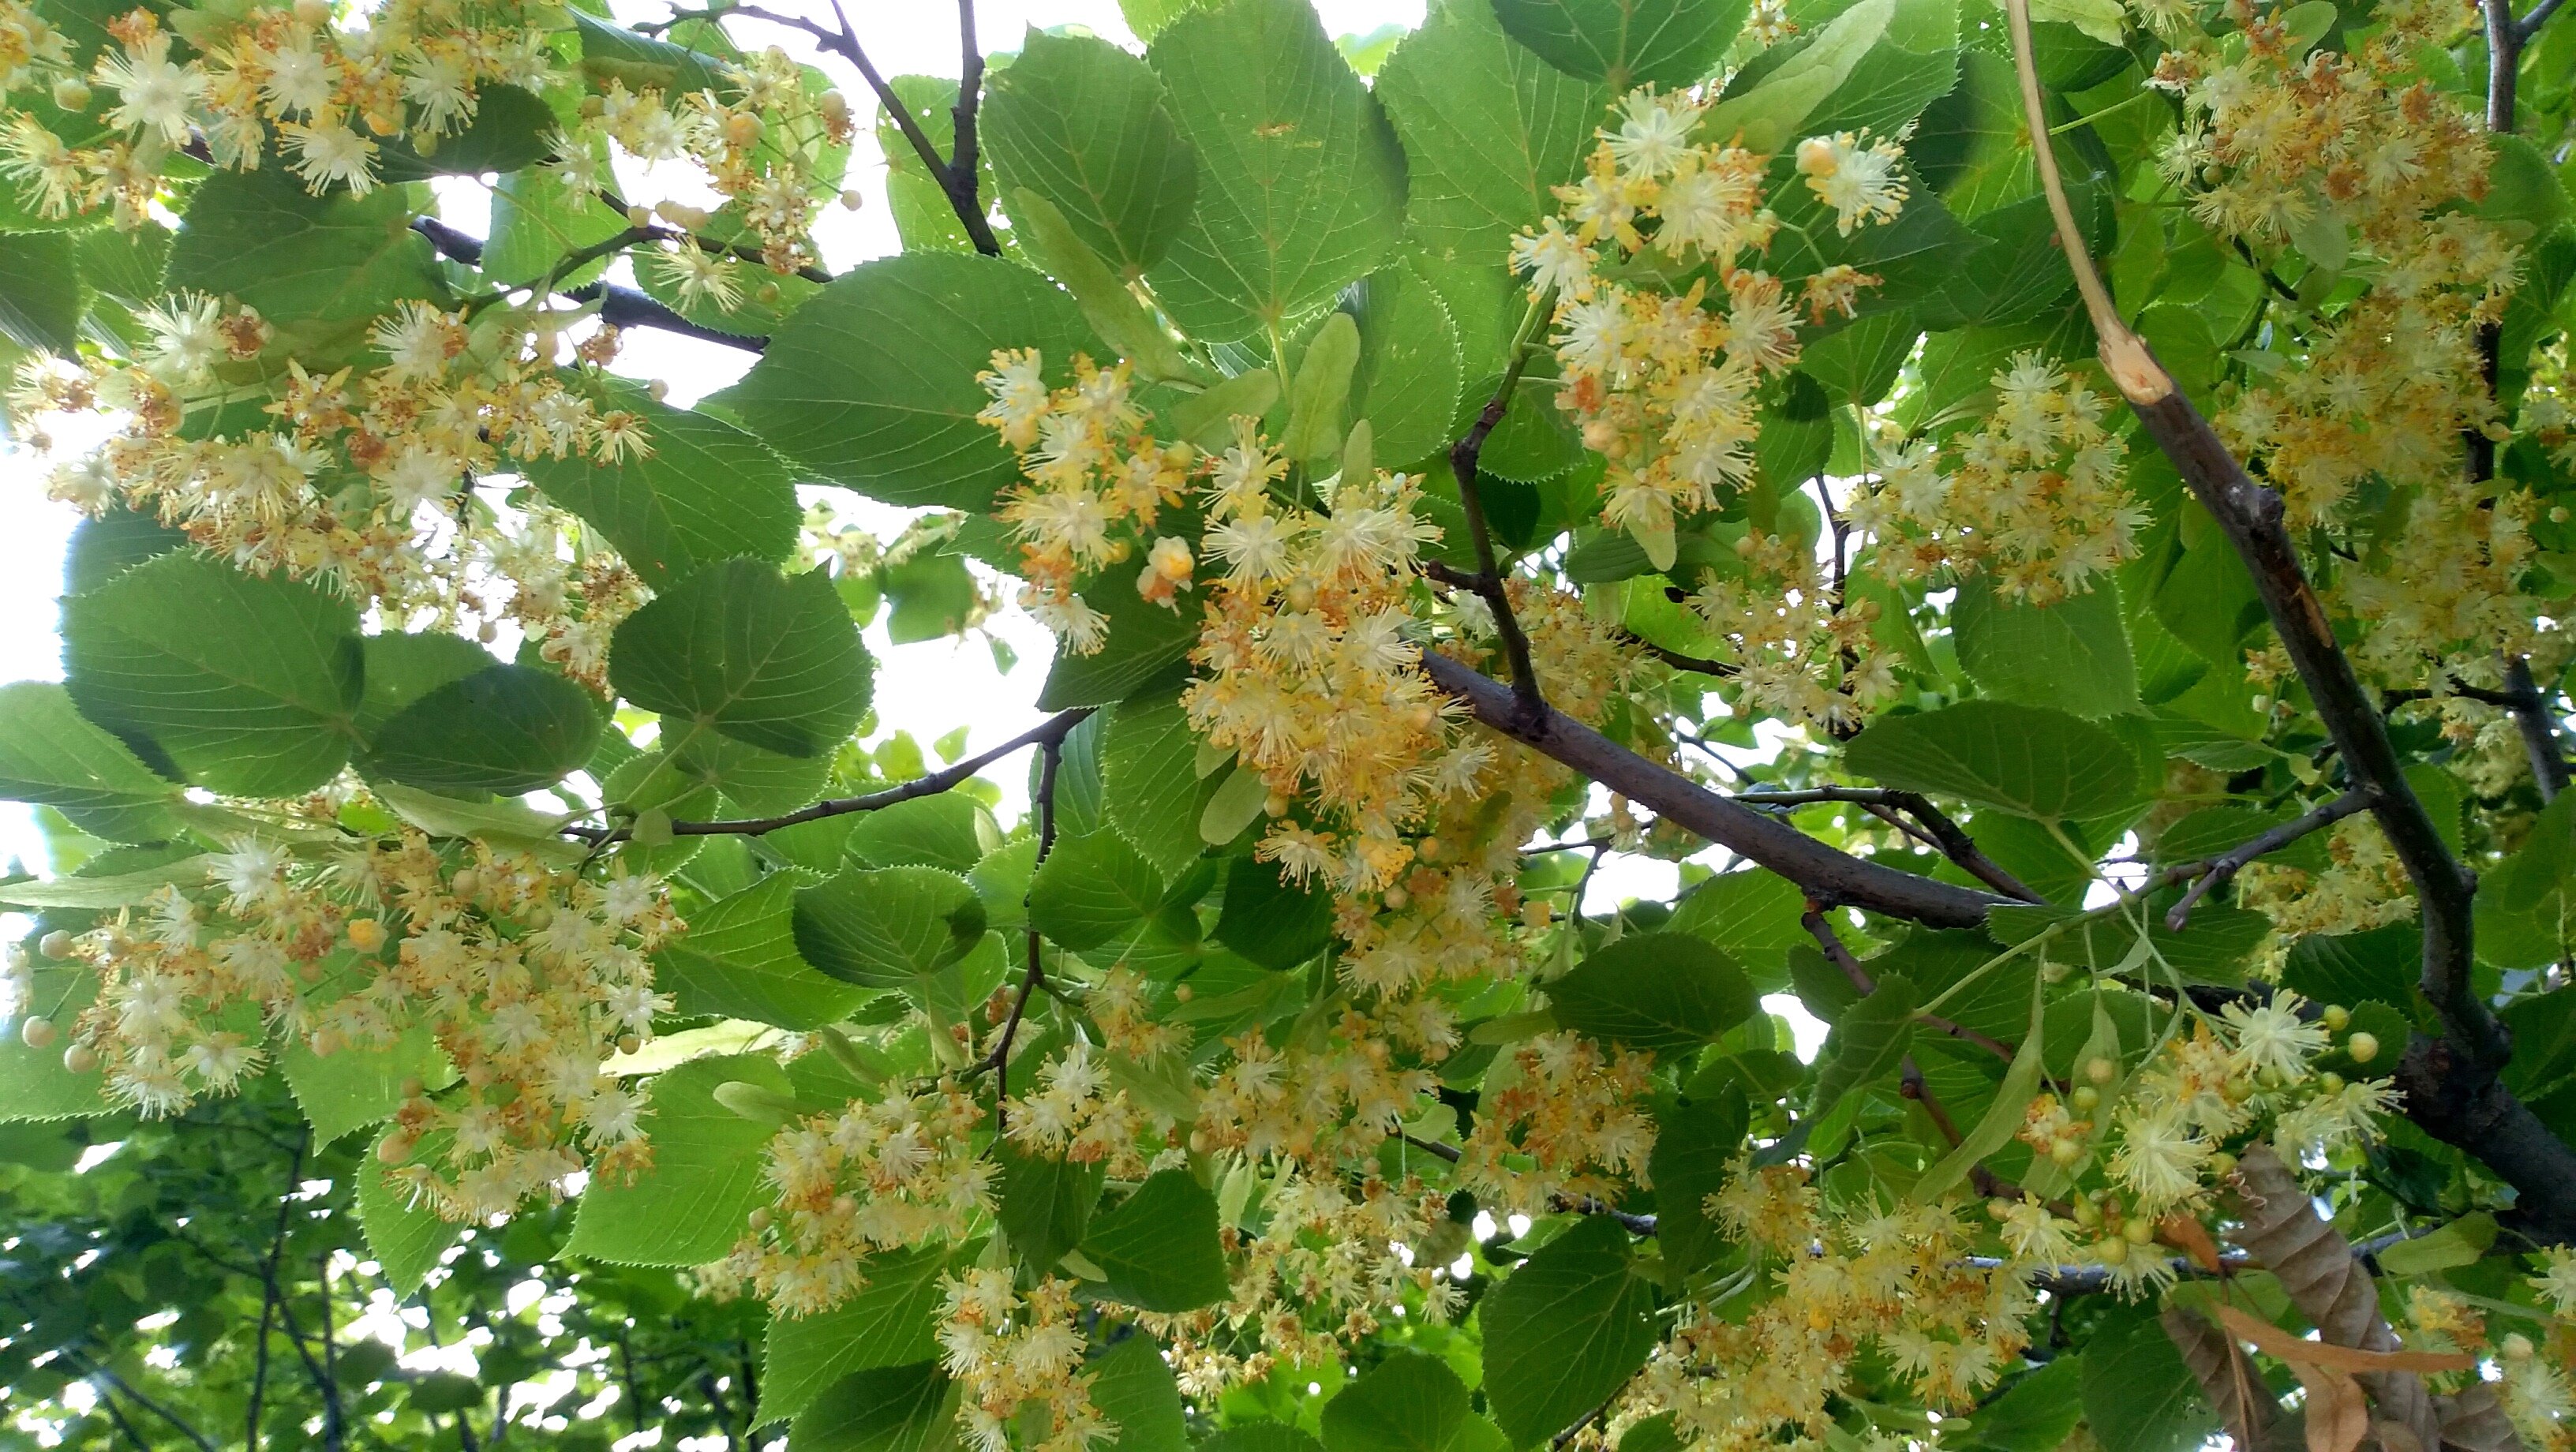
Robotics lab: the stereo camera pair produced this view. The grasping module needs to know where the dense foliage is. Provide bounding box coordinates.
[5,0,2576,1447]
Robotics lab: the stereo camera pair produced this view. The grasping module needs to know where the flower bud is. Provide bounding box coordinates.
[346,918,386,952]
[2095,1236,2129,1265]
[840,189,864,211]
[19,1015,54,1048]
[1382,886,1409,911]
[63,1042,97,1074]
[2321,1004,2350,1031]
[51,78,90,111]
[2319,1071,2346,1094]
[1264,791,1290,817]
[2085,1056,2116,1085]
[2050,1136,2083,1166]
[378,1131,415,1165]
[39,930,73,960]
[294,0,331,24]
[2071,1084,2099,1112]
[2346,1031,2379,1065]
[648,380,671,402]
[724,112,764,147]
[2505,1333,2536,1360]
[748,1207,773,1229]
[2123,1216,2156,1245]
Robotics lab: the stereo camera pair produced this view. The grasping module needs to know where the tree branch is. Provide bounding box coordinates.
[1804,908,2017,1065]
[410,218,770,353]
[2519,0,2568,39]
[245,1128,307,1450]
[2162,786,2376,931]
[1417,649,2008,928]
[1742,788,2044,904]
[952,0,985,223]
[1442,296,1556,720]
[979,733,1065,1128]
[567,709,1091,842]
[2504,657,2573,802]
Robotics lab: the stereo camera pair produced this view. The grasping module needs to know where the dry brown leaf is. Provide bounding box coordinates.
[2291,1364,2369,1452]
[2212,1306,2478,1375]
[2162,1213,2225,1271]
[2164,1306,2286,1452]
[2433,1385,2525,1452]
[2230,1145,2443,1452]
[2379,1420,2427,1452]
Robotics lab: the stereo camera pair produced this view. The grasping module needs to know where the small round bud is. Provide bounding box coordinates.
[39,930,73,960]
[2071,1084,2099,1112]
[1283,579,1316,612]
[298,961,324,983]
[2085,1056,2117,1085]
[399,1076,425,1100]
[378,1132,415,1165]
[1172,983,1193,1002]
[19,1015,55,1048]
[819,92,851,125]
[346,918,386,952]
[1417,836,1444,863]
[63,1042,97,1074]
[1521,898,1554,931]
[1188,1128,1214,1154]
[1406,704,1438,732]
[757,282,782,305]
[748,1207,773,1229]
[2505,1333,2537,1360]
[2071,1194,2101,1228]
[2346,1031,2379,1065]
[840,189,864,211]
[724,112,764,147]
[2209,1150,2237,1177]
[2124,1216,2157,1246]
[578,95,605,119]
[2096,1236,2129,1266]
[1382,886,1409,911]
[2319,1071,2346,1094]
[51,77,90,111]
[2040,960,2069,984]
[1264,791,1291,818]
[293,0,331,24]
[1986,1198,2012,1222]
[449,870,480,898]
[648,379,671,402]
[833,1193,857,1215]
[619,1033,643,1055]
[2322,1004,2351,1031]
[2050,1136,2084,1166]
[313,1027,342,1054]
[627,205,653,228]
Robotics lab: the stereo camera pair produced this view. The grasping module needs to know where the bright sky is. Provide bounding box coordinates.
[0,0,1822,1046]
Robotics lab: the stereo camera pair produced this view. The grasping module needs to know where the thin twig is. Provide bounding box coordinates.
[1443,293,1556,720]
[410,218,770,353]
[567,709,1091,842]
[981,735,1065,1127]
[1740,788,2044,904]
[1804,908,2017,1065]
[952,0,985,220]
[2163,787,2374,930]
[245,1128,308,1450]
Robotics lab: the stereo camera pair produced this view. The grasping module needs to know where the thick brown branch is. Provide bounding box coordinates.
[2163,786,2376,931]
[2504,657,2573,801]
[1744,788,2044,904]
[567,710,1091,843]
[1421,649,2007,927]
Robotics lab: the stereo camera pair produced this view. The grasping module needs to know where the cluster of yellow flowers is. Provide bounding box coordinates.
[938,1268,1113,1452]
[1175,1169,1460,1382]
[11,293,654,685]
[701,1081,993,1317]
[1458,1031,1657,1214]
[2509,1252,2576,1450]
[1511,89,1902,548]
[48,825,676,1218]
[2231,813,2421,937]
[2156,0,2556,682]
[1687,526,1900,731]
[1850,355,2144,603]
[1645,1173,2034,1450]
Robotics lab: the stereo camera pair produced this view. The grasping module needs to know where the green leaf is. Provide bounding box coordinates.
[998,1143,1106,1273]
[882,546,981,645]
[280,1025,451,1147]
[354,632,494,737]
[0,231,83,355]
[1350,262,1468,467]
[1214,853,1335,970]
[1491,0,1750,88]
[762,1244,958,1421]
[844,795,1001,875]
[1666,869,1810,989]
[2476,791,2574,970]
[62,552,362,797]
[0,682,181,844]
[708,253,1100,511]
[1103,693,1215,878]
[1950,578,2140,720]
[1036,577,1201,709]
[361,664,601,795]
[1548,931,1754,1054]
[575,10,731,93]
[1957,1359,2084,1452]
[1144,0,1408,341]
[1282,312,1362,462]
[654,875,874,1030]
[1650,1087,1747,1275]
[1985,902,2268,985]
[484,148,624,289]
[166,163,440,331]
[1913,967,2045,1203]
[611,559,873,758]
[1324,1350,1473,1452]
[1028,829,1169,949]
[1378,0,1606,282]
[789,1362,960,1452]
[524,387,801,590]
[1090,1334,1190,1452]
[567,1053,794,1266]
[986,28,1199,276]
[794,866,990,986]
[1479,1216,1657,1447]
[2080,1305,2216,1452]
[1842,702,2139,818]
[377,83,556,179]
[0,968,111,1121]
[2282,922,2419,1011]
[1703,0,1891,152]
[1808,974,1915,1113]
[360,1128,462,1297]
[1080,1168,1231,1312]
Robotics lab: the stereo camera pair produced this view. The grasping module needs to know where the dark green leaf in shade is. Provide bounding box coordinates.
[1028,829,1168,949]
[166,163,440,330]
[844,794,1001,874]
[1949,578,2139,720]
[998,1144,1107,1274]
[793,866,990,986]
[985,28,1199,276]
[1080,1169,1230,1312]
[376,83,557,179]
[360,664,602,794]
[567,1054,792,1266]
[2080,1305,2216,1452]
[2282,922,2421,1012]
[62,552,362,797]
[1214,854,1336,970]
[1650,1087,1747,1275]
[1323,1350,1473,1452]
[789,1361,961,1452]
[762,1243,958,1421]
[1478,1216,1658,1447]
[1089,1334,1190,1452]
[523,387,801,589]
[1144,0,1408,341]
[1665,869,1810,990]
[1957,1359,2085,1452]
[1548,931,1754,1053]
[1489,0,1750,88]
[610,559,873,758]
[1807,974,1916,1114]
[708,253,1099,511]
